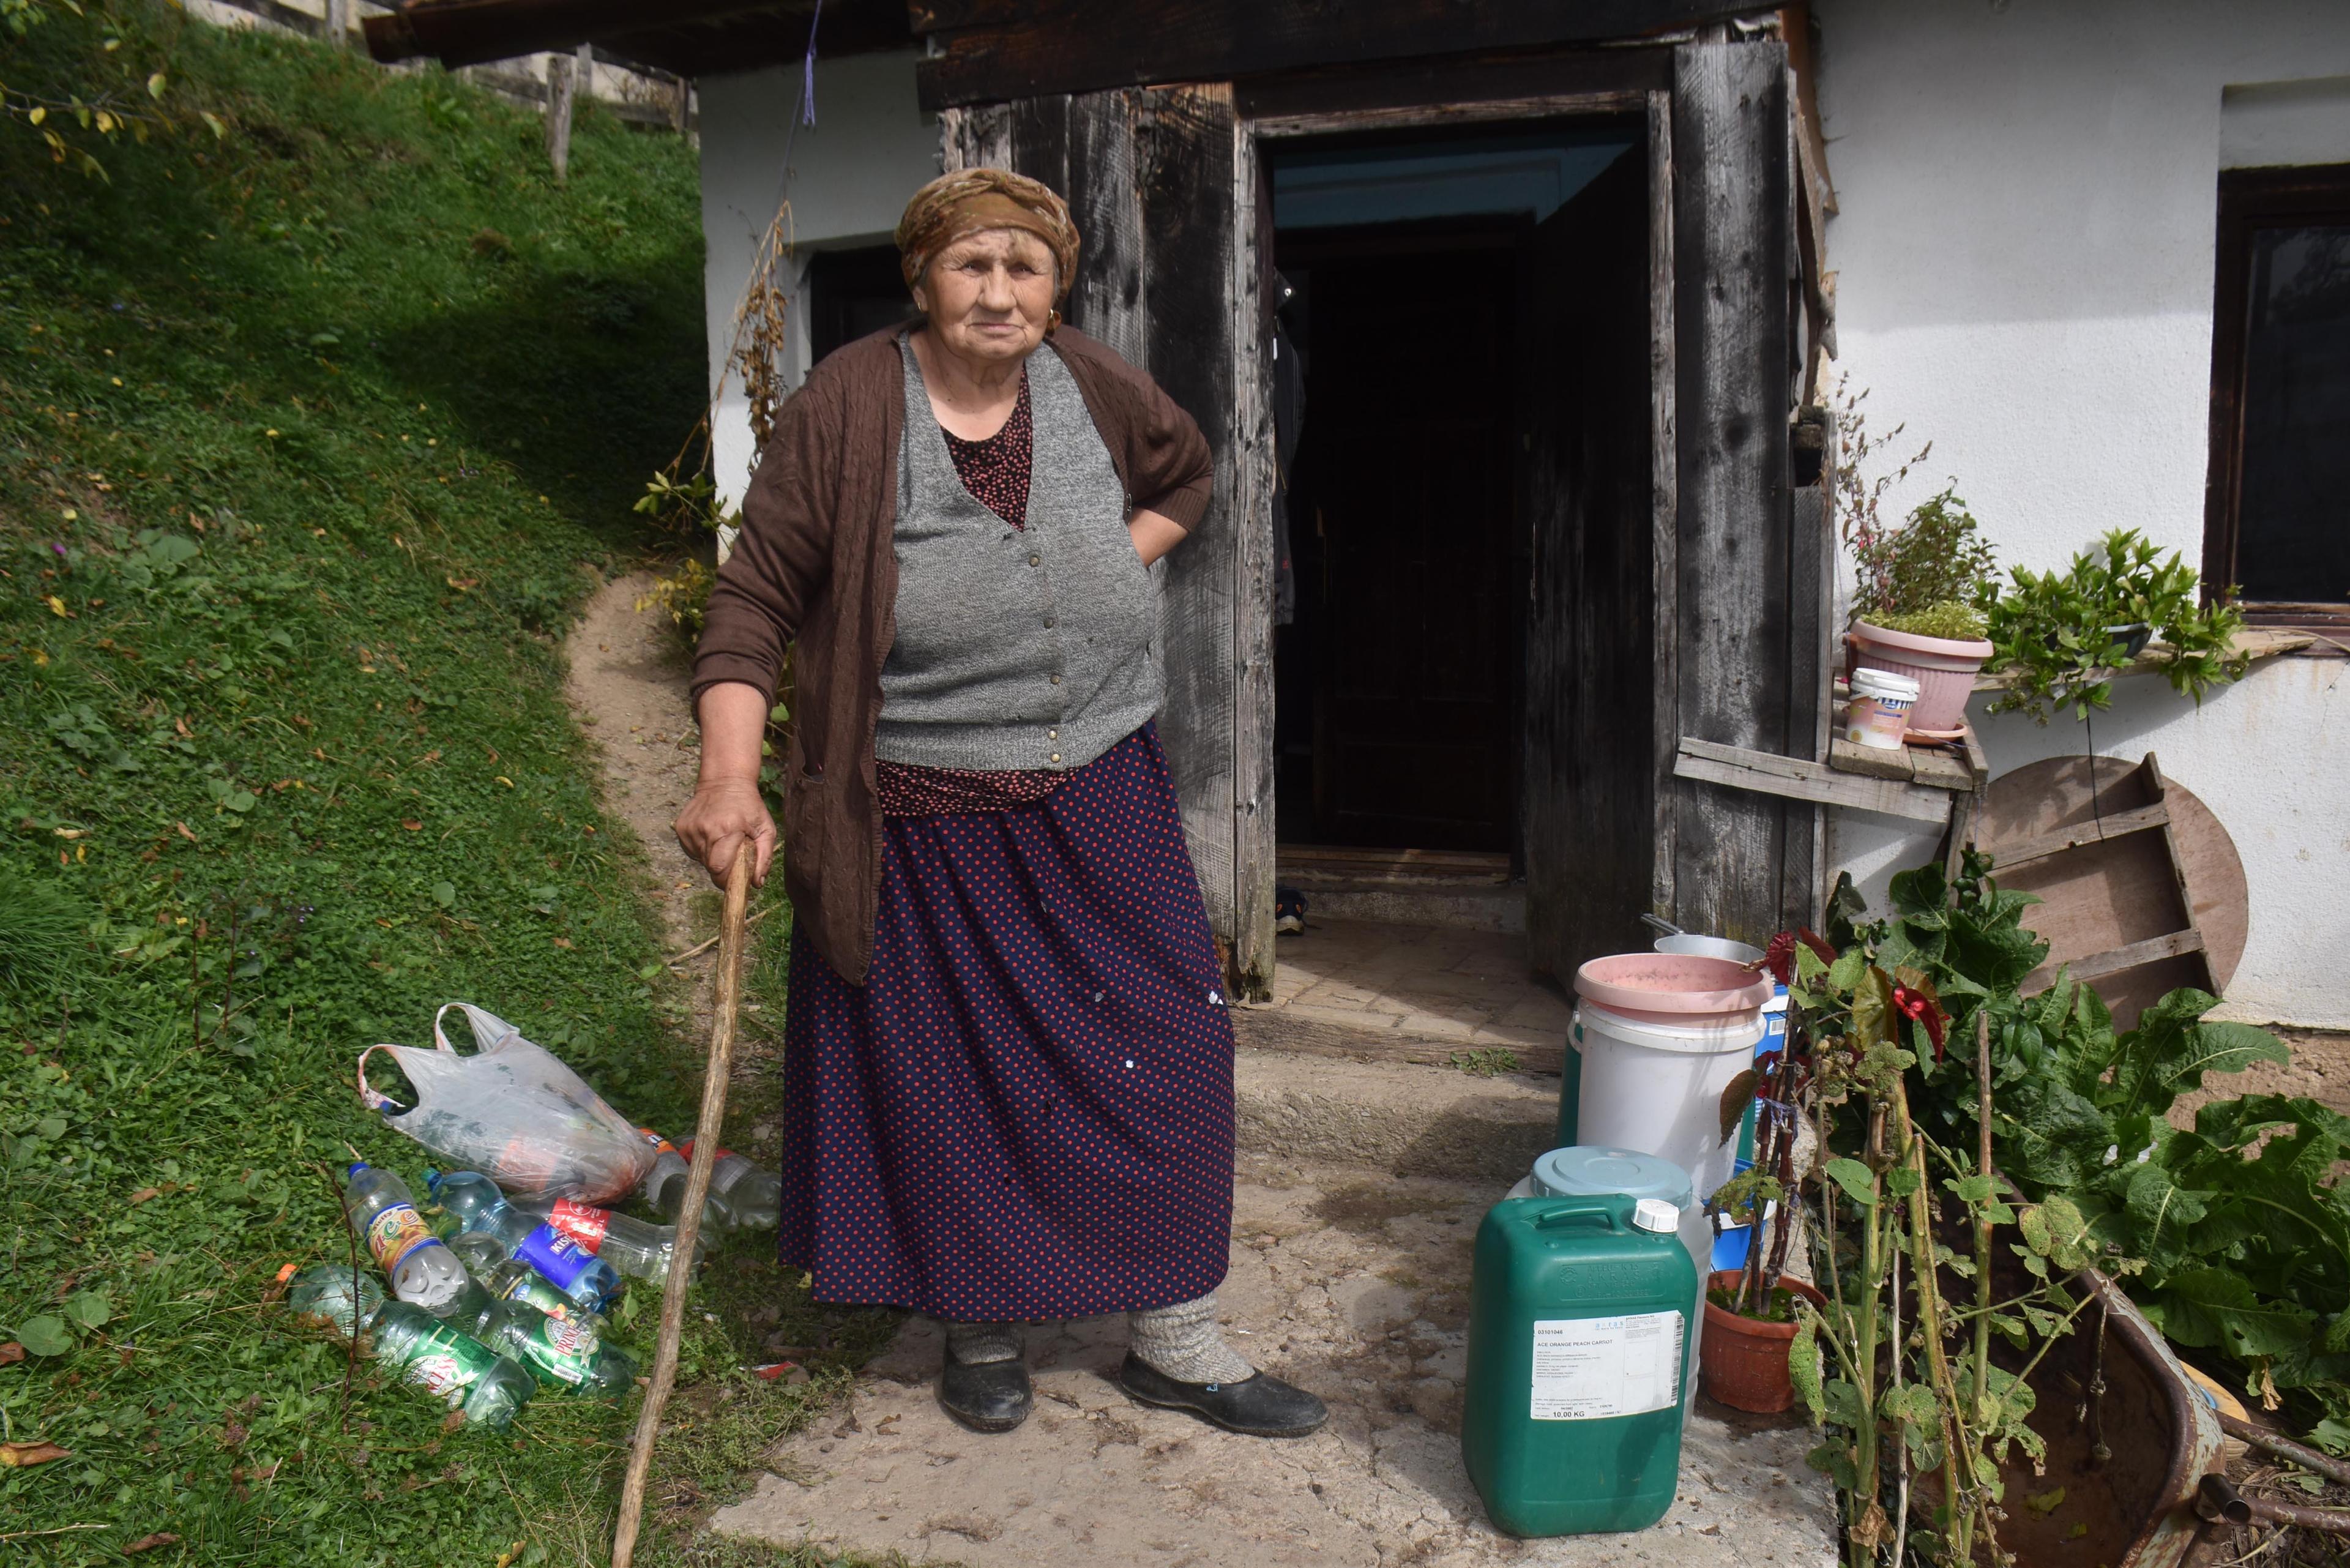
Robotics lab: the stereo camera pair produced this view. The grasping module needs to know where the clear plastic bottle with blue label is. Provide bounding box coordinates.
[425,1169,622,1315]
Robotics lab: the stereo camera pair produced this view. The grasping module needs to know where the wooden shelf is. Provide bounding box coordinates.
[1969,627,2316,693]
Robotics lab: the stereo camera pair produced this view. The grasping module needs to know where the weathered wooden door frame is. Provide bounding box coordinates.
[1241,81,1684,947]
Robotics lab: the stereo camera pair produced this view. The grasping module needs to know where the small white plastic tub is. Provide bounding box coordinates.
[1845,666,1920,750]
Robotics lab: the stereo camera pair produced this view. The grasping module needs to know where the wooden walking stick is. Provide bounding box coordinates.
[612,849,755,1568]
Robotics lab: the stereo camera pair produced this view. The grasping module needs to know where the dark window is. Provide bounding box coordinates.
[806,244,912,367]
[2206,164,2350,627]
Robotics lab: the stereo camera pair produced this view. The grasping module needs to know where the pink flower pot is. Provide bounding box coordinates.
[1848,621,1993,735]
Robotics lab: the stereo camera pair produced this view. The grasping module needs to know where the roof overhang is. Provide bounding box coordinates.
[362,0,913,77]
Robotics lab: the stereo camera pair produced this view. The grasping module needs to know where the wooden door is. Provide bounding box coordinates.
[1518,139,1659,980]
[942,88,1278,998]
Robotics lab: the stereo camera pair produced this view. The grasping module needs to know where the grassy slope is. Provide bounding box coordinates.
[0,12,891,1566]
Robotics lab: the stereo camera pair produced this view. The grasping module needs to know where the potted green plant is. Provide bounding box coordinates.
[1700,1012,1827,1413]
[1980,528,2250,724]
[1845,486,2001,736]
[1830,400,2002,736]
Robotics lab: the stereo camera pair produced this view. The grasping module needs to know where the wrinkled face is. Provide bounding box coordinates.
[912,227,1058,365]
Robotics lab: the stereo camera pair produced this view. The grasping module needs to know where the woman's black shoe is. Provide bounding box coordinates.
[1116,1352,1329,1438]
[939,1353,1032,1433]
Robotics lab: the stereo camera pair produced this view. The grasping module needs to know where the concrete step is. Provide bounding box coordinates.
[1234,1046,1559,1187]
[1280,846,1526,933]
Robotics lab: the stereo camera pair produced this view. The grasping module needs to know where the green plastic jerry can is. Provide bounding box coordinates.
[1461,1193,1698,1537]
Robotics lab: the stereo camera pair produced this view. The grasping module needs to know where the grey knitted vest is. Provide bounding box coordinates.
[875,333,1162,772]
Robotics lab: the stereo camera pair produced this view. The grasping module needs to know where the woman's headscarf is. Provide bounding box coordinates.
[894,169,1081,302]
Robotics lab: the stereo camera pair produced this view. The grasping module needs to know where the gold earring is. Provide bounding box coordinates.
[1046,308,1061,334]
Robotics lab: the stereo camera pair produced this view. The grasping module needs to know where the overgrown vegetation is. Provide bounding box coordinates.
[1769,857,2341,1565]
[0,11,886,1564]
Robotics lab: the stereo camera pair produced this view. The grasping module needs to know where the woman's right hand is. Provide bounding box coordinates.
[674,778,777,890]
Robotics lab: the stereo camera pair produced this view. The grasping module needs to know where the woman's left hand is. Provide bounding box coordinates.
[1128,506,1187,567]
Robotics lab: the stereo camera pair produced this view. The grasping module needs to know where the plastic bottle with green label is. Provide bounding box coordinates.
[1461,1193,1697,1537]
[367,1301,534,1428]
[425,1169,621,1315]
[463,1299,636,1398]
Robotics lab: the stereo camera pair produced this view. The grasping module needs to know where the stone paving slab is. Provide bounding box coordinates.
[713,1158,1836,1568]
[1256,919,1577,1063]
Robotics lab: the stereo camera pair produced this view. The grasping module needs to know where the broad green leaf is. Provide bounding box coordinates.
[2123,1160,2211,1277]
[15,1316,72,1356]
[1823,1157,1878,1208]
[431,881,457,907]
[2150,1267,2319,1357]
[1788,1307,1824,1424]
[63,1289,110,1330]
[1826,947,1868,993]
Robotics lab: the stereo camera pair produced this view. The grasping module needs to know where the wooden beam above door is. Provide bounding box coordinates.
[909,0,1769,109]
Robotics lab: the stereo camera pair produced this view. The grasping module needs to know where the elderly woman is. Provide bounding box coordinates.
[677,170,1326,1440]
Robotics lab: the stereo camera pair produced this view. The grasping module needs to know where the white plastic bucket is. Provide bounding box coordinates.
[1571,1002,1764,1203]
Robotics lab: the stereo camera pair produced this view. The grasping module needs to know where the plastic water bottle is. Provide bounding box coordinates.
[518,1195,698,1282]
[463,1299,636,1398]
[367,1301,535,1428]
[679,1140,784,1233]
[342,1162,472,1314]
[635,1128,737,1230]
[285,1263,384,1341]
[425,1171,621,1315]
[450,1231,606,1329]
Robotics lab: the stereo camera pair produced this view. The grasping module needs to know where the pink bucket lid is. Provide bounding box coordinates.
[1575,952,1773,1018]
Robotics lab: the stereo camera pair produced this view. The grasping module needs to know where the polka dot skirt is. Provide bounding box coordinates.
[778,723,1236,1320]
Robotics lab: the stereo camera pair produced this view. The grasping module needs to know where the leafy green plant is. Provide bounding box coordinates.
[2,0,225,177]
[1765,907,2112,1567]
[1980,528,2249,723]
[1865,859,2350,1449]
[1849,485,1999,638]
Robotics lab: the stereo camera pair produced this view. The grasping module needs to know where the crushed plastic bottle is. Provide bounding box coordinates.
[342,1162,472,1315]
[679,1140,784,1233]
[285,1263,385,1342]
[520,1196,698,1282]
[635,1127,737,1230]
[425,1170,621,1315]
[450,1231,606,1330]
[463,1299,636,1398]
[367,1301,535,1428]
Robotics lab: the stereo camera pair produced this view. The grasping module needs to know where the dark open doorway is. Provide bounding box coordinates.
[1268,126,1641,867]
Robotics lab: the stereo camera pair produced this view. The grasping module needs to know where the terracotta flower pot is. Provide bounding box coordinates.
[1699,1267,1827,1414]
[1848,620,1993,736]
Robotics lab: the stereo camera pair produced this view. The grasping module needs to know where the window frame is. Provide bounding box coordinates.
[2204,162,2350,631]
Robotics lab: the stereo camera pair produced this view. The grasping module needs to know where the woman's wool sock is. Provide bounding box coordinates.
[944,1320,1023,1366]
[1128,1294,1255,1385]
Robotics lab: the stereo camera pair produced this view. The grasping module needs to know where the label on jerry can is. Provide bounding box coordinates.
[1529,1311,1684,1420]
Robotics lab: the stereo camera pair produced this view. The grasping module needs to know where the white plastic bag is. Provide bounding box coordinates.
[358,1002,656,1203]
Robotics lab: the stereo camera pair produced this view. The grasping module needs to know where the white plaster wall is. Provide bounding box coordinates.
[1814,0,2350,1028]
[696,50,937,507]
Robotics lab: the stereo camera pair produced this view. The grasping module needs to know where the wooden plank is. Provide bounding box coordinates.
[1132,84,1244,964]
[1829,733,1917,783]
[1783,479,1830,926]
[1676,737,1955,826]
[1647,86,1680,925]
[1229,112,1277,1002]
[1251,91,1650,139]
[939,101,1012,173]
[1970,627,2316,691]
[1907,745,1976,793]
[1960,718,1991,788]
[1669,39,1796,946]
[2026,928,2207,992]
[911,0,1761,109]
[1236,44,1670,124]
[1993,801,2173,872]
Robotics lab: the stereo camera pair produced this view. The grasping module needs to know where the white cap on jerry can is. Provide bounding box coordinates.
[1631,1198,1680,1234]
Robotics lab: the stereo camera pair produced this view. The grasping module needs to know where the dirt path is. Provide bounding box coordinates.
[564,570,709,954]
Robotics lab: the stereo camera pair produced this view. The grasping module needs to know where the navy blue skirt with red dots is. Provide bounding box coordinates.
[777,723,1236,1321]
